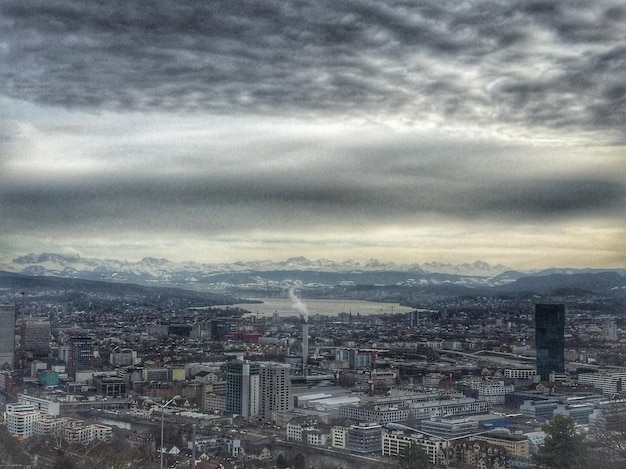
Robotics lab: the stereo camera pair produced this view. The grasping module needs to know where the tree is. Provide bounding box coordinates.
[275,453,288,468]
[52,455,77,469]
[292,452,306,469]
[587,399,626,468]
[534,414,590,469]
[399,442,429,469]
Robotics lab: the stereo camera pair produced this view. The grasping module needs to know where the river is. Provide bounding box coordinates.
[97,416,152,433]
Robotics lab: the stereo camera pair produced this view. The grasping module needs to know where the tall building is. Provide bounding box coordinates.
[68,336,94,380]
[226,361,259,418]
[22,320,51,358]
[259,363,292,422]
[0,304,16,370]
[535,304,565,381]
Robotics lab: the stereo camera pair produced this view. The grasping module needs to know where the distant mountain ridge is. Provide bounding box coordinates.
[1,253,624,293]
[6,253,511,276]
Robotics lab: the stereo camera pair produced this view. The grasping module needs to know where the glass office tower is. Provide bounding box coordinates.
[535,304,565,381]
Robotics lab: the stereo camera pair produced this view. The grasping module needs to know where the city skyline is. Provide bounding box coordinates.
[1,1,625,270]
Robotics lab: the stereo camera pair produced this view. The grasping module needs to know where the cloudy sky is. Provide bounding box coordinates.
[0,0,625,270]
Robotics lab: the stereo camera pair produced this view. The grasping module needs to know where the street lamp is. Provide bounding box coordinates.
[157,395,181,469]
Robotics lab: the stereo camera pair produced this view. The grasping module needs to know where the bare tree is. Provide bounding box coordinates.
[588,399,626,468]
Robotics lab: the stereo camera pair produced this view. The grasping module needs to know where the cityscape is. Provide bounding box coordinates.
[0,257,625,468]
[1,1,625,468]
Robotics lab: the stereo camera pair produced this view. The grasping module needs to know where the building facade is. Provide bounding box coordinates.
[68,336,94,379]
[338,397,490,425]
[259,363,292,422]
[17,393,60,416]
[535,304,565,381]
[22,320,51,358]
[578,370,626,395]
[0,304,15,370]
[226,361,260,418]
[382,429,447,466]
[5,403,40,439]
[346,422,383,454]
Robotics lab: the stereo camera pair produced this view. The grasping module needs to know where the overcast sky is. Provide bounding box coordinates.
[1,0,625,269]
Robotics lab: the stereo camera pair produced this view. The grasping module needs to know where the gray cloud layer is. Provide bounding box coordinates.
[1,140,624,237]
[1,0,625,135]
[0,1,624,266]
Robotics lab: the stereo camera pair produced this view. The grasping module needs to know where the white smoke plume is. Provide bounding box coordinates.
[289,288,309,322]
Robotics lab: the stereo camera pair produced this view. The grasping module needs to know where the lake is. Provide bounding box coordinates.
[222,297,414,318]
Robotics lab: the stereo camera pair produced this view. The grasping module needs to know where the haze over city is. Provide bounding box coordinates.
[1,1,625,270]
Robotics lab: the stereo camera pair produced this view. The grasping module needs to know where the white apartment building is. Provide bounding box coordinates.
[286,416,328,444]
[504,369,536,380]
[331,426,348,449]
[338,398,490,425]
[65,421,112,444]
[5,403,41,439]
[578,371,626,395]
[17,393,60,416]
[473,381,514,405]
[34,417,72,436]
[382,430,447,466]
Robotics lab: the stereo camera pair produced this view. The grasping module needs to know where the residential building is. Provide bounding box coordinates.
[338,397,490,424]
[5,403,40,439]
[450,439,506,468]
[331,426,348,449]
[65,421,112,444]
[202,381,227,412]
[578,370,626,395]
[382,429,447,466]
[259,363,292,422]
[33,417,71,436]
[471,432,530,459]
[286,416,328,444]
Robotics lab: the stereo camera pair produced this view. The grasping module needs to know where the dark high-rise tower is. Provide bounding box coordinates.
[535,304,565,381]
[68,336,94,379]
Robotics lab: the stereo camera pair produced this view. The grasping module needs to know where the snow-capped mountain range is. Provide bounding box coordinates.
[3,253,510,277]
[1,253,623,291]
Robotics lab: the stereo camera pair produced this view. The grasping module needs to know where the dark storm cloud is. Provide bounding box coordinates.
[1,158,624,237]
[1,0,624,135]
